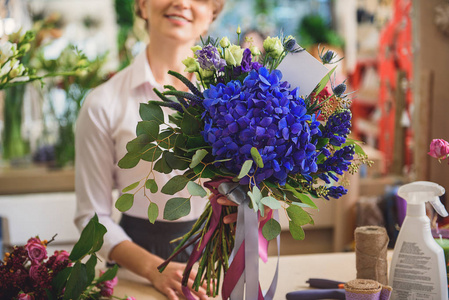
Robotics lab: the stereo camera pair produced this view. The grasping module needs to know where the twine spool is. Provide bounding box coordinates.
[355,226,389,285]
[344,279,393,300]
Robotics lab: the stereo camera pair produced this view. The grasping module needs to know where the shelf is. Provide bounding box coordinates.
[0,165,75,195]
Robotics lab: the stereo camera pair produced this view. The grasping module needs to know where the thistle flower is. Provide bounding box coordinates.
[333,83,347,97]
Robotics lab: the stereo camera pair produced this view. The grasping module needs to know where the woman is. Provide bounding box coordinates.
[74,1,229,299]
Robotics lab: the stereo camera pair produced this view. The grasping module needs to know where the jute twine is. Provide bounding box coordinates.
[355,226,389,285]
[344,279,382,294]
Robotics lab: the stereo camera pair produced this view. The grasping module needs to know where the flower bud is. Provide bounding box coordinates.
[220,37,231,48]
[263,36,283,59]
[250,45,261,56]
[428,139,449,160]
[182,57,200,73]
[236,26,241,35]
[224,45,244,67]
[19,43,31,55]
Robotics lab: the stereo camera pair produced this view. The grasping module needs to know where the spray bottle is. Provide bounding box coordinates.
[389,181,448,300]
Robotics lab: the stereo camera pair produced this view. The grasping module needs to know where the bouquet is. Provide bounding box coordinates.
[0,215,134,300]
[116,29,370,298]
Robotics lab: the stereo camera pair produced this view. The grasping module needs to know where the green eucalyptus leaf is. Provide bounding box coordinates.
[126,134,152,153]
[97,264,118,284]
[175,134,187,148]
[181,112,200,135]
[145,179,158,193]
[238,160,253,179]
[165,152,189,170]
[63,262,87,300]
[140,144,163,162]
[164,197,191,220]
[190,149,208,168]
[118,152,140,169]
[187,181,207,197]
[122,181,140,193]
[115,193,134,212]
[148,202,159,224]
[260,196,282,209]
[247,186,262,213]
[85,255,97,286]
[289,221,306,240]
[186,135,208,149]
[193,164,216,178]
[140,102,164,124]
[285,184,318,209]
[250,147,264,168]
[158,130,177,149]
[287,205,312,226]
[136,120,159,140]
[262,218,281,241]
[154,152,173,174]
[161,175,190,195]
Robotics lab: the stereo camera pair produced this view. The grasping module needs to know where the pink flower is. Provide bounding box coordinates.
[29,264,41,281]
[428,139,449,160]
[126,297,136,300]
[25,241,47,263]
[100,286,114,297]
[97,271,119,297]
[17,293,34,300]
[53,250,70,264]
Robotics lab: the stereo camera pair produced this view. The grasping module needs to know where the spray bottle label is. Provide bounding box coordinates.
[392,242,437,299]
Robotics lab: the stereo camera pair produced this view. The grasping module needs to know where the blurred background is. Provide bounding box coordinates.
[0,0,448,256]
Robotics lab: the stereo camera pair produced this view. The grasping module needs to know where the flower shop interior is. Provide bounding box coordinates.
[1,0,449,271]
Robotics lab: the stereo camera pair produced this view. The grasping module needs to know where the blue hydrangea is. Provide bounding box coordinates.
[322,110,352,146]
[202,67,321,186]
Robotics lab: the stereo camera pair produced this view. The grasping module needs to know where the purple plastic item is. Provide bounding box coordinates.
[395,194,407,226]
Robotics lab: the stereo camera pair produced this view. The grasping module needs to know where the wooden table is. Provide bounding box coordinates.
[113,251,389,300]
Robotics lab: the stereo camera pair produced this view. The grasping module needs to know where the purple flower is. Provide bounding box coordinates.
[196,44,226,71]
[240,48,253,73]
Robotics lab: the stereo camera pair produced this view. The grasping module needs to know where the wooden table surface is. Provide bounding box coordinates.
[112,251,389,300]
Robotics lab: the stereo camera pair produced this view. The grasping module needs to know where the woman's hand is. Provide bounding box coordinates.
[149,261,209,300]
[109,241,209,300]
[216,196,271,224]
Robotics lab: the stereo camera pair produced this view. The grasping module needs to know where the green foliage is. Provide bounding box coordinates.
[297,14,345,49]
[262,218,281,241]
[52,214,121,299]
[161,175,190,195]
[115,193,134,212]
[163,197,191,220]
[148,202,159,223]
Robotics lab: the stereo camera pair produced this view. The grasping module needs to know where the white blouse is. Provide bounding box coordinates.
[74,49,208,260]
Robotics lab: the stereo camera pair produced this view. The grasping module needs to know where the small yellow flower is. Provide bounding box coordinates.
[182,57,200,73]
[263,36,283,59]
[220,37,231,48]
[224,45,244,67]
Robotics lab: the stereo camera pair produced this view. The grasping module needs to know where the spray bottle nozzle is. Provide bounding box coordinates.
[398,181,448,217]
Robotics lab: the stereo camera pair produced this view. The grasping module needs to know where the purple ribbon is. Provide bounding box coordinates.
[181,178,228,300]
[180,178,279,300]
